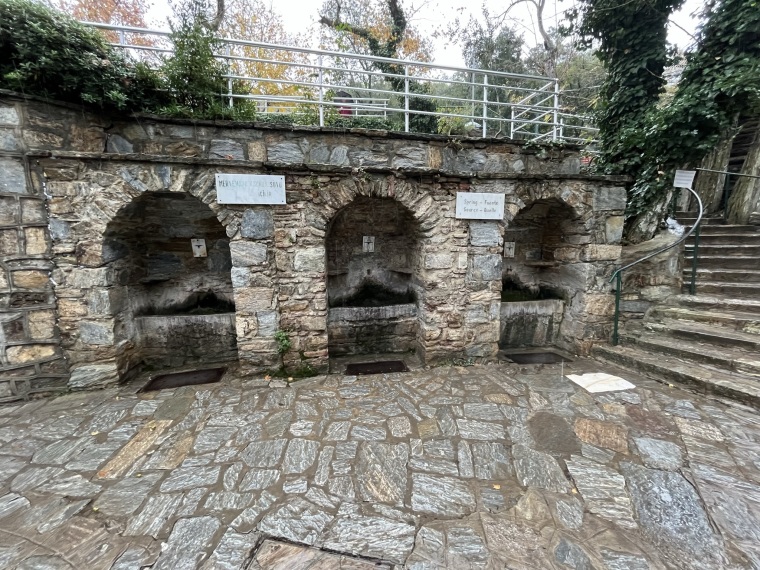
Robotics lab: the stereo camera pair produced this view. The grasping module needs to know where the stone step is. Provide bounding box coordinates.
[621,331,760,376]
[684,244,760,256]
[668,293,760,315]
[677,216,725,226]
[681,268,760,283]
[685,233,760,245]
[648,306,760,332]
[593,344,760,409]
[681,281,760,298]
[681,255,760,270]
[644,319,760,352]
[683,224,758,233]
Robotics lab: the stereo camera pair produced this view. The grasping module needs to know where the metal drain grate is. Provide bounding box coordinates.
[345,360,409,375]
[140,367,225,392]
[502,351,572,364]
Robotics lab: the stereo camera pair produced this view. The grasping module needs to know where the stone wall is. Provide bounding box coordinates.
[0,91,628,398]
[617,232,683,322]
[0,100,69,402]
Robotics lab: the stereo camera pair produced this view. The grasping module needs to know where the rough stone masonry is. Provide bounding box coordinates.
[0,91,627,400]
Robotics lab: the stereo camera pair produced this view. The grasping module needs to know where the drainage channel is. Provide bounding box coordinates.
[250,538,393,569]
[140,367,226,392]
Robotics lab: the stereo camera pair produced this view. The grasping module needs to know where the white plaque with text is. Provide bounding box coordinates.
[215,174,286,204]
[455,192,505,220]
[673,170,696,190]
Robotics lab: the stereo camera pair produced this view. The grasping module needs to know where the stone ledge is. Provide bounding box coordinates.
[24,150,630,184]
[328,304,417,322]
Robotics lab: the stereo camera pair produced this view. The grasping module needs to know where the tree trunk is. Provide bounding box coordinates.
[726,127,760,225]
[693,132,736,214]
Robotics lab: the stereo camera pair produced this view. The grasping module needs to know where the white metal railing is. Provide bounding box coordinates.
[84,22,597,143]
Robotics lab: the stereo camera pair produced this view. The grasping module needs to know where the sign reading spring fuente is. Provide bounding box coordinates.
[455,192,505,220]
[215,174,286,204]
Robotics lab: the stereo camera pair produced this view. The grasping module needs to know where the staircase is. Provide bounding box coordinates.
[681,213,760,298]
[594,214,760,408]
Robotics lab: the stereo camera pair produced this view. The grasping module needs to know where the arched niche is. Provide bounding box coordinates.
[500,198,585,349]
[103,191,237,376]
[324,196,422,357]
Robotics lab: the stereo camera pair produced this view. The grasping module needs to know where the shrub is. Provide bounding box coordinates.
[0,0,164,110]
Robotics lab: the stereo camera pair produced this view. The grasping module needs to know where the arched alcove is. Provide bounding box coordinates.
[104,191,237,376]
[501,198,585,348]
[325,196,421,356]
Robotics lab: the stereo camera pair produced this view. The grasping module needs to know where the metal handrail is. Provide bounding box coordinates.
[80,21,598,142]
[609,186,704,346]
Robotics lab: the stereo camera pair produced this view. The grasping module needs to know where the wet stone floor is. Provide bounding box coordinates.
[1,359,760,569]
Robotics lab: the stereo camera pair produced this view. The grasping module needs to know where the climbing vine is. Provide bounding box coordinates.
[570,0,760,242]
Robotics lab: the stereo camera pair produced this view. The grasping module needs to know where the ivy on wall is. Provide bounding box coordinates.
[571,0,760,242]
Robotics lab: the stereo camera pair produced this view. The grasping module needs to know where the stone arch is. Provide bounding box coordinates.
[48,162,240,385]
[501,195,593,353]
[325,195,422,357]
[297,174,457,365]
[304,176,445,233]
[504,181,587,225]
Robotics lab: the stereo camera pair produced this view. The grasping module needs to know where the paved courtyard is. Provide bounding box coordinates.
[1,359,759,569]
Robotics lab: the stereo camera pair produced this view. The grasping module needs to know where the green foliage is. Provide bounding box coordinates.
[162,0,229,115]
[524,33,605,117]
[570,0,760,240]
[624,0,760,223]
[459,15,526,77]
[0,0,165,110]
[252,103,392,131]
[437,114,469,136]
[568,0,684,172]
[274,330,292,355]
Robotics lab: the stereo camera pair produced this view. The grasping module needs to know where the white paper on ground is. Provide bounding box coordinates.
[565,373,636,393]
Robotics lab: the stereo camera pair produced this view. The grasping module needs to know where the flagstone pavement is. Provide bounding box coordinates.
[1,358,760,569]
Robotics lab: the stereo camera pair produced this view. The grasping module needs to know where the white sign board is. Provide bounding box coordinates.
[455,192,505,220]
[673,170,697,189]
[190,239,207,258]
[215,174,286,204]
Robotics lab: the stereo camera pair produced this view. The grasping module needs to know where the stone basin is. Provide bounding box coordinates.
[134,312,238,368]
[328,303,417,356]
[500,299,564,348]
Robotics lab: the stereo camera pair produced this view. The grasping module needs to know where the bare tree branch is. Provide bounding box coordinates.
[209,0,225,31]
[494,0,555,53]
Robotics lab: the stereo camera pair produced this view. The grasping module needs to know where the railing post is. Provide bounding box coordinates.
[689,223,701,295]
[722,173,732,221]
[510,106,515,140]
[482,74,488,138]
[404,65,410,133]
[318,54,325,128]
[226,44,233,108]
[552,80,559,141]
[612,271,622,346]
[470,72,475,121]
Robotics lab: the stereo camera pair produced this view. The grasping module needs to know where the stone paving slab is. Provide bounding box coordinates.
[0,359,759,568]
